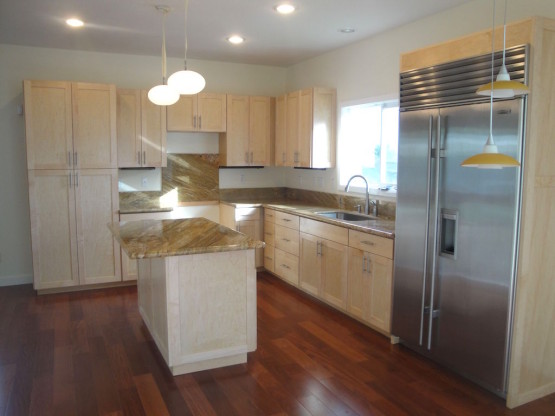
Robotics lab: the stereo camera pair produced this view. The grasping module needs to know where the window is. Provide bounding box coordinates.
[338,100,399,190]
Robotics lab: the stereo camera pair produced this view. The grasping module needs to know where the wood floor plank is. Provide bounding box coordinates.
[134,373,170,416]
[0,274,554,415]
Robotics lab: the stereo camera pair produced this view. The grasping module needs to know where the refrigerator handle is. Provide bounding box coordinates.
[419,115,434,347]
[427,114,442,351]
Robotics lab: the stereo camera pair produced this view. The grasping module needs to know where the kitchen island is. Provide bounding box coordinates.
[110,217,264,375]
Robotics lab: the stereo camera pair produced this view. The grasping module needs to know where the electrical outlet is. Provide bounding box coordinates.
[142,177,148,187]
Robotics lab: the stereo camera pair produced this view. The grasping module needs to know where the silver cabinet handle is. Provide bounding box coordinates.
[362,256,366,272]
[280,264,290,270]
[73,151,77,167]
[143,151,146,165]
[281,238,290,242]
[199,115,202,129]
[68,151,72,167]
[69,172,72,187]
[193,115,196,128]
[282,218,291,222]
[361,240,375,246]
[138,151,141,165]
[75,172,79,187]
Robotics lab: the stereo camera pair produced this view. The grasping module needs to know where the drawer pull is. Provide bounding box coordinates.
[265,232,273,236]
[265,256,273,260]
[280,264,290,269]
[282,218,291,222]
[282,238,290,242]
[361,240,375,246]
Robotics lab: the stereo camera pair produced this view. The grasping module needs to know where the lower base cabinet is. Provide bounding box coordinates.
[28,169,121,290]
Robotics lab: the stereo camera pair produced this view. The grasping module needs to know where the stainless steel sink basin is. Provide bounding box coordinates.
[315,211,377,222]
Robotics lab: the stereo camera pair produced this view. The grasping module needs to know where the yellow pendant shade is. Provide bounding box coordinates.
[461,152,520,169]
[476,80,529,98]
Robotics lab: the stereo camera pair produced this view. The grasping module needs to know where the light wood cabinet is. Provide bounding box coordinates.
[265,209,300,286]
[24,80,117,170]
[299,218,349,309]
[219,204,263,267]
[279,87,336,168]
[116,89,167,168]
[347,247,393,333]
[219,95,275,166]
[275,95,287,166]
[28,169,121,290]
[166,93,226,132]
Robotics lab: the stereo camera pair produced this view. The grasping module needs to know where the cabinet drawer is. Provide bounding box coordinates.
[264,208,275,223]
[275,249,299,286]
[349,230,393,259]
[275,224,300,255]
[275,211,299,230]
[264,221,275,246]
[264,244,275,273]
[235,207,261,221]
[299,217,348,245]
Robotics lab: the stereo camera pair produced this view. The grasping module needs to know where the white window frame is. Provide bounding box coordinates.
[336,95,399,198]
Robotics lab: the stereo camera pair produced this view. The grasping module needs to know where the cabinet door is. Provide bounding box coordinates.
[274,249,299,286]
[167,95,196,131]
[74,169,121,285]
[321,239,348,310]
[121,250,138,281]
[141,90,167,167]
[249,96,273,166]
[237,220,263,268]
[72,83,117,169]
[116,89,141,167]
[275,94,287,166]
[264,244,275,273]
[347,247,369,321]
[285,91,299,166]
[298,88,313,168]
[198,93,226,132]
[224,95,250,165]
[24,80,73,170]
[28,170,79,289]
[299,232,320,296]
[367,253,393,332]
[312,87,336,168]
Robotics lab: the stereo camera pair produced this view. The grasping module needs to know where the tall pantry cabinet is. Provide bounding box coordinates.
[24,80,121,291]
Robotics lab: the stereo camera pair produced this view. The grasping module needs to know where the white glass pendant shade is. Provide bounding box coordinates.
[167,70,206,95]
[148,84,180,106]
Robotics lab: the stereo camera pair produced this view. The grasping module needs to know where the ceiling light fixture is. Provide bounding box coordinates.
[461,0,520,169]
[476,0,529,98]
[167,0,206,95]
[275,4,296,14]
[66,18,84,28]
[339,28,355,34]
[227,35,245,45]
[148,6,179,106]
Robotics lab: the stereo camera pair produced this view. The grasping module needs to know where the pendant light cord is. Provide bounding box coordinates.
[162,9,168,82]
[502,0,507,68]
[488,0,495,144]
[183,0,189,70]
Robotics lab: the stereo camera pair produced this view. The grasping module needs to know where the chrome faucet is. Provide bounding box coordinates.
[345,175,370,215]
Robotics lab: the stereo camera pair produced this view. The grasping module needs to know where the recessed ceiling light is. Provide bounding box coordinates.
[66,18,84,28]
[339,28,356,34]
[275,4,296,15]
[227,35,245,45]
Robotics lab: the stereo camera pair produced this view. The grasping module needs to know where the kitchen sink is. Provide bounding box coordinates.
[315,211,377,222]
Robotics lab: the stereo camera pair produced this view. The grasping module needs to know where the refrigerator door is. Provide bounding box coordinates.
[392,108,437,347]
[432,99,523,394]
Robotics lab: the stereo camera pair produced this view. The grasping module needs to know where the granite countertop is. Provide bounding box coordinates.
[110,217,265,259]
[220,200,395,239]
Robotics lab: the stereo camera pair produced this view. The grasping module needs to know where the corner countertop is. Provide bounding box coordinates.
[110,217,265,259]
[220,200,395,239]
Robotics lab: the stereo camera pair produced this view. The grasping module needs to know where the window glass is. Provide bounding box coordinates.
[338,100,399,189]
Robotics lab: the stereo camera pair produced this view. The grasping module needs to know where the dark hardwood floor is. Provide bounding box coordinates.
[1,272,554,416]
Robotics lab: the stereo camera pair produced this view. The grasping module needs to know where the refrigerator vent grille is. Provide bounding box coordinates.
[400,45,528,111]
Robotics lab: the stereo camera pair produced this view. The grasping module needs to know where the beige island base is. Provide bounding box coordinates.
[110,217,264,375]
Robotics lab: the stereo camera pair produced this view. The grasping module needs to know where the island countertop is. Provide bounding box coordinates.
[110,217,265,259]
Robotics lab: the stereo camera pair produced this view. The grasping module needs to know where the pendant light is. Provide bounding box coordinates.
[476,0,529,98]
[148,6,179,106]
[167,0,206,95]
[462,0,520,169]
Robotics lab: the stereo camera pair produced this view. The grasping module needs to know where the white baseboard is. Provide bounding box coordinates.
[0,274,33,287]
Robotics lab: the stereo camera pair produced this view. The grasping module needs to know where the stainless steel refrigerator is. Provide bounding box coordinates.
[391,46,528,397]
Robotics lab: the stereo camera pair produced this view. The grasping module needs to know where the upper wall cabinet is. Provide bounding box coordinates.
[116,89,167,168]
[24,80,117,170]
[276,87,336,168]
[219,95,275,166]
[166,92,226,132]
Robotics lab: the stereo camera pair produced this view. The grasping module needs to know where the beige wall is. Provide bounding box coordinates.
[2,0,555,285]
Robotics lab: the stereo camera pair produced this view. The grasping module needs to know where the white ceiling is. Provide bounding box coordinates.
[0,0,472,67]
